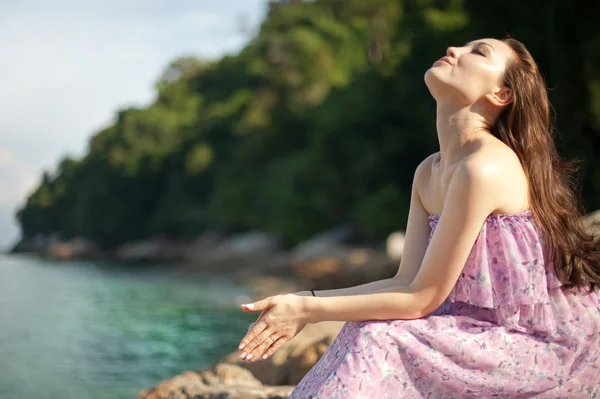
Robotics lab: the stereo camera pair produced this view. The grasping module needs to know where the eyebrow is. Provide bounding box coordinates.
[465,41,496,52]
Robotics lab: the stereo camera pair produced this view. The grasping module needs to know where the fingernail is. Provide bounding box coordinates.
[240,352,246,359]
[239,343,245,349]
[246,354,253,360]
[262,354,268,359]
[244,303,254,309]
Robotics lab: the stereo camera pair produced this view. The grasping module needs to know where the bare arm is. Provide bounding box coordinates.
[295,278,406,298]
[303,159,504,323]
[392,155,434,283]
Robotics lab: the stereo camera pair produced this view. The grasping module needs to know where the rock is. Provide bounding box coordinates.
[185,231,281,274]
[242,276,302,300]
[219,321,344,386]
[11,233,60,254]
[224,231,280,257]
[183,231,225,262]
[284,227,399,292]
[386,231,406,261]
[291,256,344,281]
[139,371,204,399]
[213,363,262,387]
[46,237,100,260]
[199,369,220,386]
[170,384,294,399]
[116,239,187,263]
[137,364,295,399]
[287,335,332,384]
[290,249,397,291]
[116,240,164,263]
[290,226,355,260]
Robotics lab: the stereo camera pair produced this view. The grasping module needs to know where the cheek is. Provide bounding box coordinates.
[456,65,497,98]
[461,61,503,88]
[424,65,490,105]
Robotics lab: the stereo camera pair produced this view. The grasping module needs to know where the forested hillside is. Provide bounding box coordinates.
[16,0,600,247]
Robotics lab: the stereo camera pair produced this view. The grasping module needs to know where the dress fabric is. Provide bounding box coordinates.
[288,210,600,398]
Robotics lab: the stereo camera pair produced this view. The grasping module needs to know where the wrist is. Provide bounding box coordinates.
[302,295,323,324]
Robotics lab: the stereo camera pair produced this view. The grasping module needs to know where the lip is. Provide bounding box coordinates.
[434,56,453,66]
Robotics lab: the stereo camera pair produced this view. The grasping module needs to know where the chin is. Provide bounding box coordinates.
[424,68,445,98]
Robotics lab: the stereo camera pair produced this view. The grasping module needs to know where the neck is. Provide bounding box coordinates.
[435,101,493,166]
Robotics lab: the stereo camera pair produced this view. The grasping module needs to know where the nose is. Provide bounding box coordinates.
[446,46,458,58]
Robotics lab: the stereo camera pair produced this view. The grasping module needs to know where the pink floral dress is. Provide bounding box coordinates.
[289,211,600,398]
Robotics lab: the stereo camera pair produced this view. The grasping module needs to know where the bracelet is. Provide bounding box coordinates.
[310,290,316,297]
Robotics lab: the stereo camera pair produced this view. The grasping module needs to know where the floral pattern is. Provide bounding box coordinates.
[289,211,600,398]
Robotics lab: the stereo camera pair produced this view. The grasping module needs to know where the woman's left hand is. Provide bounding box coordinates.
[238,294,310,362]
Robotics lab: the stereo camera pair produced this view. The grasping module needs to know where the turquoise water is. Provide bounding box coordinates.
[0,254,257,399]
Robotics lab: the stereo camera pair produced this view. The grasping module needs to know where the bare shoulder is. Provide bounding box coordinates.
[460,145,529,213]
[462,144,524,184]
[413,152,438,188]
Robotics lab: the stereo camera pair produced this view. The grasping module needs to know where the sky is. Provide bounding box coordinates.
[0,0,268,250]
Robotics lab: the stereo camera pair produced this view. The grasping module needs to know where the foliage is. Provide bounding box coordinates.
[16,0,600,247]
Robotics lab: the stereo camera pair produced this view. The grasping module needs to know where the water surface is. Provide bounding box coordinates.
[0,254,256,398]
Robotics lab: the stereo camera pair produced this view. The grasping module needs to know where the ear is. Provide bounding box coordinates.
[486,86,513,107]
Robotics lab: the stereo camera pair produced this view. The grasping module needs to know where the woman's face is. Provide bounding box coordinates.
[424,38,514,107]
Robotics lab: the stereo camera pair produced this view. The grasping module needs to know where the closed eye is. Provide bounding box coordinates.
[472,48,485,56]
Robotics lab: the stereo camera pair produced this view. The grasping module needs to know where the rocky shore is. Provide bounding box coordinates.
[10,223,407,296]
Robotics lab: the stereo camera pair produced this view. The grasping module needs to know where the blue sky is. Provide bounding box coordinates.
[0,0,267,249]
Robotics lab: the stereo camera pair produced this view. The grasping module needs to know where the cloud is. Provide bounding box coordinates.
[0,0,266,247]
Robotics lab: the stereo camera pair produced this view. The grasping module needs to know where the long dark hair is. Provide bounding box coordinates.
[491,38,600,294]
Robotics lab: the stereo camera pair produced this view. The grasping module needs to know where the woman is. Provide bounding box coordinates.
[238,37,600,397]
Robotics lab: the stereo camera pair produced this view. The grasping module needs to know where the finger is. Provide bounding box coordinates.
[255,309,267,323]
[241,297,274,313]
[246,333,281,362]
[260,336,287,360]
[239,318,268,351]
[241,328,275,360]
[246,309,267,332]
[239,309,270,349]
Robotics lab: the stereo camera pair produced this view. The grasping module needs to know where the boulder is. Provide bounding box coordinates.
[183,231,281,274]
[183,231,225,262]
[11,233,60,254]
[140,383,294,399]
[116,240,164,263]
[46,237,100,261]
[241,275,302,300]
[212,363,262,387]
[386,231,406,261]
[137,362,295,399]
[290,226,355,261]
[116,239,187,263]
[219,321,344,386]
[290,249,397,291]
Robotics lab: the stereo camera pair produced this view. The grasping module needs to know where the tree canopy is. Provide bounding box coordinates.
[16,0,600,247]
